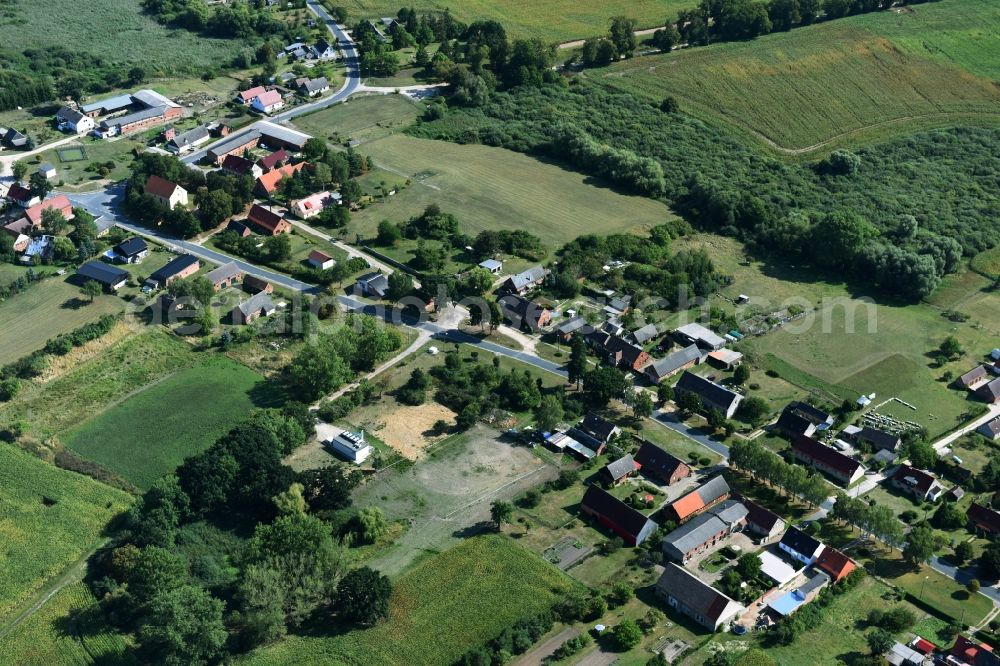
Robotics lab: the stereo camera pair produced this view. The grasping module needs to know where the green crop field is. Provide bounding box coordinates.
[64,356,266,489]
[0,445,131,620]
[0,277,124,367]
[599,0,1000,151]
[240,535,580,665]
[344,134,676,249]
[293,94,422,145]
[0,0,246,77]
[3,583,133,666]
[344,0,695,42]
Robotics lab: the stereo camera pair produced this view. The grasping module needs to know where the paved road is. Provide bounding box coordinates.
[932,403,1000,452]
[182,1,361,166]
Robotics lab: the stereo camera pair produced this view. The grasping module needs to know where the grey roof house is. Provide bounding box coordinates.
[655,564,744,631]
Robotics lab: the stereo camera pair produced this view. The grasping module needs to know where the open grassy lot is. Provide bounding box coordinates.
[0,0,247,78]
[240,535,579,665]
[869,554,993,625]
[0,276,123,367]
[293,93,422,145]
[0,328,201,442]
[599,0,1000,151]
[345,0,694,42]
[3,583,133,666]
[35,136,145,191]
[0,445,131,620]
[347,134,676,250]
[64,356,266,489]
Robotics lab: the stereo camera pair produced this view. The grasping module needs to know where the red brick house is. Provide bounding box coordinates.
[968,503,1000,536]
[791,435,865,486]
[815,546,856,583]
[633,440,691,486]
[246,204,291,236]
[580,485,658,546]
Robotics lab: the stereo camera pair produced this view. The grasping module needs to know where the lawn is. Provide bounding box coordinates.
[346,134,676,250]
[344,0,696,42]
[2,583,133,666]
[598,0,1000,151]
[0,445,131,620]
[869,554,993,625]
[35,136,146,191]
[239,535,581,665]
[0,0,248,80]
[0,276,123,367]
[292,93,422,146]
[64,356,267,489]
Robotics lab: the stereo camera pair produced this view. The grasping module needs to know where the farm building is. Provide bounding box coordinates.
[791,435,865,486]
[555,316,590,342]
[318,425,372,464]
[674,371,742,419]
[673,323,726,351]
[732,493,784,544]
[774,402,833,439]
[232,291,276,325]
[498,294,551,332]
[579,485,658,546]
[601,454,639,486]
[356,271,389,298]
[212,133,263,166]
[92,89,182,138]
[665,475,731,524]
[167,125,210,154]
[308,249,336,270]
[256,148,290,173]
[890,465,944,502]
[225,220,253,237]
[852,426,901,453]
[632,440,691,486]
[144,175,188,210]
[206,262,244,291]
[630,323,660,346]
[246,204,291,236]
[968,503,1000,536]
[976,378,1000,405]
[76,261,128,291]
[645,344,702,383]
[661,500,748,563]
[242,275,272,294]
[707,349,743,369]
[587,330,650,372]
[978,416,1000,441]
[955,365,989,390]
[655,564,744,631]
[55,106,95,134]
[144,254,200,290]
[502,266,547,294]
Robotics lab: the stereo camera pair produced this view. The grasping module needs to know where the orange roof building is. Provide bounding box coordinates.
[24,195,74,227]
[254,162,308,196]
[815,546,856,582]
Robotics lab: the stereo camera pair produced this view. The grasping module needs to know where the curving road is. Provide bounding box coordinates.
[182,0,361,166]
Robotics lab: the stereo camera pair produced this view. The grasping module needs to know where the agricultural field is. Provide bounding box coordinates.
[64,356,267,489]
[0,0,247,79]
[1,583,132,666]
[344,134,676,250]
[0,444,131,620]
[344,0,694,42]
[239,535,580,666]
[599,0,1000,151]
[0,276,124,367]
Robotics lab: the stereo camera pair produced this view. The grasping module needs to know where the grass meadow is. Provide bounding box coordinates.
[345,134,676,250]
[239,535,581,665]
[0,277,124,367]
[599,0,1000,151]
[342,0,695,42]
[0,0,246,77]
[2,583,133,666]
[0,445,130,620]
[293,94,422,145]
[64,356,266,489]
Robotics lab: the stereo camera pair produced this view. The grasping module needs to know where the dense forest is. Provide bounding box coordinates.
[411,82,999,300]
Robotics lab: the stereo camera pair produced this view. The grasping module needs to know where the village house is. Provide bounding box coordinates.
[225,220,253,237]
[232,291,276,325]
[588,330,651,372]
[655,564,744,632]
[22,195,74,230]
[674,371,743,419]
[955,365,989,390]
[144,175,188,210]
[144,254,200,290]
[298,77,330,97]
[977,416,1000,441]
[968,503,1000,537]
[674,322,726,351]
[356,271,389,298]
[246,204,291,236]
[167,125,211,154]
[6,183,40,208]
[236,85,267,106]
[111,237,148,264]
[891,464,945,502]
[645,344,702,384]
[255,162,309,197]
[312,39,338,60]
[778,526,825,566]
[221,154,264,179]
[568,414,620,451]
[774,401,834,439]
[206,262,244,291]
[292,191,337,219]
[501,265,547,295]
[661,500,748,563]
[791,435,865,486]
[251,89,285,114]
[242,274,272,294]
[632,440,691,486]
[852,425,902,453]
[308,249,336,270]
[554,317,590,343]
[498,293,551,332]
[55,106,95,134]
[256,148,289,173]
[77,260,128,292]
[601,454,639,487]
[665,475,731,524]
[579,485,658,546]
[976,377,1000,405]
[3,127,28,148]
[740,496,785,544]
[815,545,856,583]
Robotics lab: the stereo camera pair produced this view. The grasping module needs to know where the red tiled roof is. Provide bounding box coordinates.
[671,490,706,522]
[24,195,73,226]
[256,162,307,194]
[239,85,266,102]
[145,174,180,199]
[256,148,289,171]
[221,154,255,175]
[968,503,1000,534]
[912,637,936,655]
[309,249,333,262]
[246,204,285,233]
[815,546,856,582]
[7,183,34,203]
[255,89,282,107]
[892,464,939,495]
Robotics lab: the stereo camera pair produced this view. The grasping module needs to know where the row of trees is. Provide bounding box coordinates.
[728,440,832,507]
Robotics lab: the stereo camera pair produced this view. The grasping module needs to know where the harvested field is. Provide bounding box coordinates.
[367,403,457,460]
